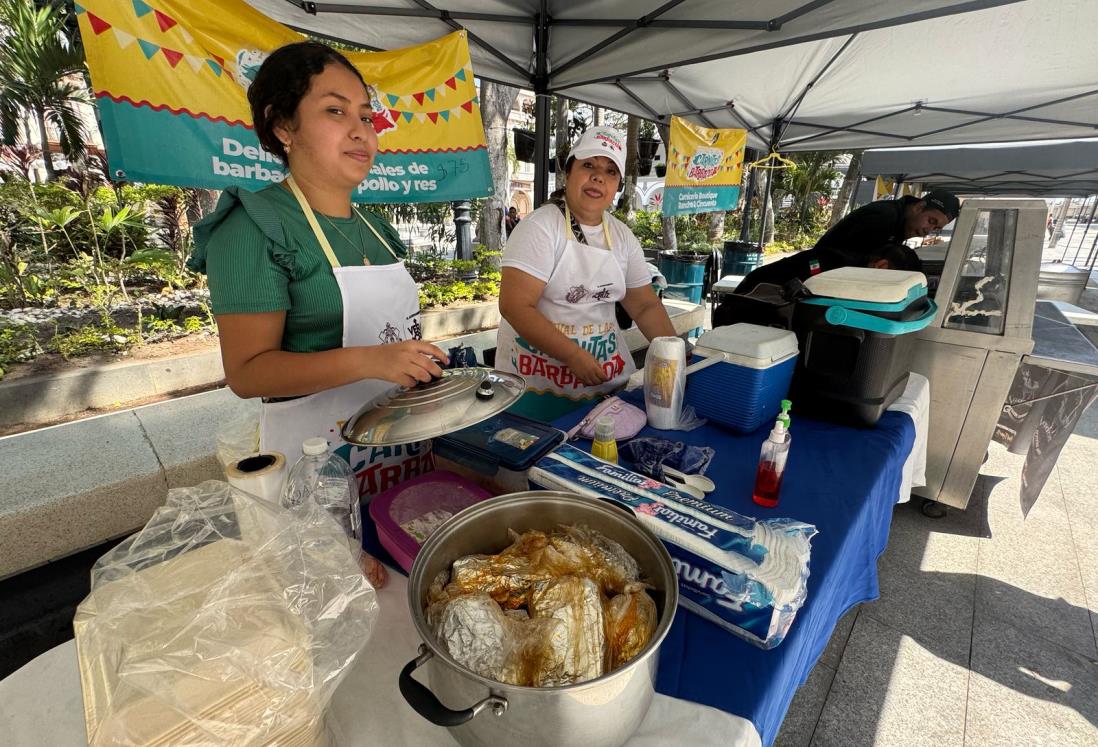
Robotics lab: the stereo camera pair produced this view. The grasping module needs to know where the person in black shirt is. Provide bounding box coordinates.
[814,188,960,258]
[730,189,958,296]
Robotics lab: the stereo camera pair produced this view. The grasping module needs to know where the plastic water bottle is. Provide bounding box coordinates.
[281,437,362,541]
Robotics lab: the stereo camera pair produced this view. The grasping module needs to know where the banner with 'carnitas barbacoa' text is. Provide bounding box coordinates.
[76,0,491,203]
[662,116,746,217]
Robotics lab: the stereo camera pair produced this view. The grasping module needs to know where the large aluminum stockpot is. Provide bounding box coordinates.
[399,491,678,747]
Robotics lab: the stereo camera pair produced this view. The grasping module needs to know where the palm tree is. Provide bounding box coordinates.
[0,0,89,181]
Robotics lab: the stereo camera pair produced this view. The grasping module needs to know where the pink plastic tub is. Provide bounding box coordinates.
[368,471,493,572]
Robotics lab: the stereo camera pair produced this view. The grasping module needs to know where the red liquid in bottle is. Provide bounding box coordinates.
[753,460,784,507]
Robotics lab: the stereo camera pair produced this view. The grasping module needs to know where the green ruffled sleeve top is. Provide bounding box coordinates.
[188,183,408,353]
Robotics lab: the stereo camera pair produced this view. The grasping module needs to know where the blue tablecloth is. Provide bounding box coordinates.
[552,391,915,747]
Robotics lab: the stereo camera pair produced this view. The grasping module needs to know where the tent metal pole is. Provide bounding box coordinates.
[551,0,1024,92]
[754,121,782,248]
[913,88,1098,140]
[739,148,759,242]
[404,0,530,79]
[284,1,530,23]
[551,0,690,79]
[1084,209,1098,270]
[1071,196,1097,265]
[533,6,551,207]
[661,73,718,129]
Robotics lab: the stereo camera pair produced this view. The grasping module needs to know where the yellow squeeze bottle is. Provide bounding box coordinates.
[590,415,619,464]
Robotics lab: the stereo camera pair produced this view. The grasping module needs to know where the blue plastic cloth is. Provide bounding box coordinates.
[619,437,715,481]
[553,389,915,747]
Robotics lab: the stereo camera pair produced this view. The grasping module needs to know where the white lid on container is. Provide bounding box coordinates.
[302,437,330,456]
[694,323,799,368]
[804,267,927,304]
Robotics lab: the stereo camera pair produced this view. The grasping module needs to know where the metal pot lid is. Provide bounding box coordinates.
[341,368,526,446]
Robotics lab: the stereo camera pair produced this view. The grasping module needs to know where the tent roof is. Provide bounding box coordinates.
[861,139,1098,196]
[247,0,1098,151]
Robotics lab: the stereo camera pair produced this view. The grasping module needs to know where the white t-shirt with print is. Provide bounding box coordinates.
[501,204,652,289]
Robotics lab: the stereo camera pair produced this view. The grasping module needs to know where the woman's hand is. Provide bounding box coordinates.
[361,340,449,387]
[567,347,610,386]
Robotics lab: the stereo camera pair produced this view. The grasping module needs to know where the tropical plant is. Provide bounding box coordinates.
[0,0,90,180]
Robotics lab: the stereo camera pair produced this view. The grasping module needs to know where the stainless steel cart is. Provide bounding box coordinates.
[909,199,1047,509]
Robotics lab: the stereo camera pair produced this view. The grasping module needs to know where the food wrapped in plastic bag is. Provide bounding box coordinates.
[528,575,606,686]
[604,582,658,670]
[74,480,379,746]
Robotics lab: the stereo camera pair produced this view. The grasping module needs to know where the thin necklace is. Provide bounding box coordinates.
[320,210,372,265]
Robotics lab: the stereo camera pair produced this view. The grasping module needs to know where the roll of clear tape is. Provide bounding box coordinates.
[225,452,287,503]
[644,336,686,429]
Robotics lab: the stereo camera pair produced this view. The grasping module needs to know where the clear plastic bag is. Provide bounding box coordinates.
[215,398,261,469]
[74,480,379,746]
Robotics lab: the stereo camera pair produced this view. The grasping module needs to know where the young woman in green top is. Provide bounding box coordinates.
[189,42,449,588]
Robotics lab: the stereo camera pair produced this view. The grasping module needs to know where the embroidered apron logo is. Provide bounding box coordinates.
[566,285,590,303]
[379,322,402,344]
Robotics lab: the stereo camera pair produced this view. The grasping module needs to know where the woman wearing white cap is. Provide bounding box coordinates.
[496,126,677,420]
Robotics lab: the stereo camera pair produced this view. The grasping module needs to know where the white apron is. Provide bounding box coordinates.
[259,177,433,499]
[496,205,636,409]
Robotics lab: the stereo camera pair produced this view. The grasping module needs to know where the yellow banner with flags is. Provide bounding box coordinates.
[75,0,491,202]
[874,177,922,201]
[662,116,747,217]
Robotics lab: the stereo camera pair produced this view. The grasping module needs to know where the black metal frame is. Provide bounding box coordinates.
[274,0,1092,207]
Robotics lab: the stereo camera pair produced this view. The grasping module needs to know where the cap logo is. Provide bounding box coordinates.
[593,132,623,152]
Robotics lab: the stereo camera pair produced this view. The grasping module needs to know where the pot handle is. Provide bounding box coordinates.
[399,644,509,727]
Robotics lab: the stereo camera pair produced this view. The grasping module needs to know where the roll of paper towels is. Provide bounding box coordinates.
[225,452,287,503]
[644,336,686,429]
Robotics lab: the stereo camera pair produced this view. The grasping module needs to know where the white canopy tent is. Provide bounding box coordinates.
[860,138,1098,196]
[246,0,1098,206]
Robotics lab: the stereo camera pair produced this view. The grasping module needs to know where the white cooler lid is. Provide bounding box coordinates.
[804,267,927,304]
[696,323,798,368]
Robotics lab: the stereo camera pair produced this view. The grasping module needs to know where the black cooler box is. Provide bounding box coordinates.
[791,267,937,426]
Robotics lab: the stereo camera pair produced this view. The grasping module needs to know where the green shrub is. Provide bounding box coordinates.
[450,259,478,276]
[417,276,499,308]
[474,244,501,274]
[471,279,500,300]
[0,324,42,366]
[182,315,205,333]
[52,320,134,359]
[764,240,798,255]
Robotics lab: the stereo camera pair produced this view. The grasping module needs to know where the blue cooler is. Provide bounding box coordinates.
[684,324,799,432]
[791,267,937,426]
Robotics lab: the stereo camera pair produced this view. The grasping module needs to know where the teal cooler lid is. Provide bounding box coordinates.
[801,267,937,334]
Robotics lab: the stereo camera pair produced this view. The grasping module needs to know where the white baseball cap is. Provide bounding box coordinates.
[567,126,626,175]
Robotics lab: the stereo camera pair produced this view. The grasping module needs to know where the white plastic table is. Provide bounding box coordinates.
[0,574,762,747]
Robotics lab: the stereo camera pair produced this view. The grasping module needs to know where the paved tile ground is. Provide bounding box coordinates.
[774,266,1098,747]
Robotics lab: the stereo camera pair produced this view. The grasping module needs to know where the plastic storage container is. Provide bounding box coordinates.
[684,324,799,432]
[368,471,492,572]
[791,267,937,426]
[433,410,565,474]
